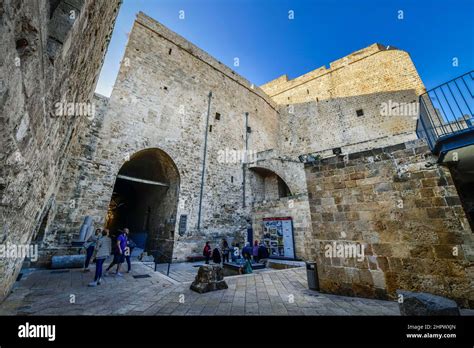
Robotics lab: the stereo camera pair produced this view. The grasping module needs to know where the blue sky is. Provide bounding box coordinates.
[95,0,474,97]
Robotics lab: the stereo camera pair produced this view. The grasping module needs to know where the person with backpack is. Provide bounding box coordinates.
[203,241,212,264]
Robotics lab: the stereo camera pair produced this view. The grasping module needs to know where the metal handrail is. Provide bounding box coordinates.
[146,248,174,276]
[416,71,474,153]
[420,71,474,96]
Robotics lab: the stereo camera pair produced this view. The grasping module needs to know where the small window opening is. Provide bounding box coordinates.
[16,39,28,50]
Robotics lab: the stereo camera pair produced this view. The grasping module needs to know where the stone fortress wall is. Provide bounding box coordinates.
[35,13,468,267]
[0,0,122,301]
[2,8,472,307]
[261,43,426,159]
[48,12,303,262]
[305,139,474,307]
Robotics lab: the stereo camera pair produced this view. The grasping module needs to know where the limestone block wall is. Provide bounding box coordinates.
[246,153,313,258]
[261,44,426,157]
[304,139,474,307]
[251,195,312,260]
[263,176,280,201]
[277,92,420,160]
[0,0,121,299]
[48,12,287,261]
[247,152,308,195]
[36,15,434,268]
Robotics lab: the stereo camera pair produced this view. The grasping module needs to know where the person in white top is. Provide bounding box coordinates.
[83,228,100,272]
[88,229,112,287]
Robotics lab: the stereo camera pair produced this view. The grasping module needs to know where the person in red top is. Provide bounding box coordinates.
[203,241,212,264]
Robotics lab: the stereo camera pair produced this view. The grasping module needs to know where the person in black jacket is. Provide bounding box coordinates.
[258,242,269,260]
[212,247,221,264]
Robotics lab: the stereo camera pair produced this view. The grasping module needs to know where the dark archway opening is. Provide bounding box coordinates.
[248,167,292,204]
[105,148,180,262]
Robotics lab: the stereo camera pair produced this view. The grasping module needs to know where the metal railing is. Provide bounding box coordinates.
[146,249,174,276]
[417,71,474,153]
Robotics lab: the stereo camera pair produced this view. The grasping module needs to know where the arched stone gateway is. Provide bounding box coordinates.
[247,166,304,259]
[105,148,180,261]
[247,166,292,205]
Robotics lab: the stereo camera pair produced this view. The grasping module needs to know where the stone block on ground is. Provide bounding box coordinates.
[397,290,461,316]
[190,265,228,294]
[138,252,154,262]
[131,247,143,257]
[51,255,85,269]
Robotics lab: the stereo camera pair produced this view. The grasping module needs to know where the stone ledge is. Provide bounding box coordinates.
[304,138,429,168]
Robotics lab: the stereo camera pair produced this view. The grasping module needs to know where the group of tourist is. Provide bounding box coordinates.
[203,239,269,274]
[82,227,136,287]
[84,230,271,284]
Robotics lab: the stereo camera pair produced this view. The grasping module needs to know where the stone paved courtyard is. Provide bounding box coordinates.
[0,261,406,316]
[2,261,474,316]
[150,260,274,283]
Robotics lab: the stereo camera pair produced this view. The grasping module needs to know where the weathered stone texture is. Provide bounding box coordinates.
[251,195,311,260]
[0,0,121,300]
[48,12,309,262]
[397,290,461,316]
[190,264,228,293]
[4,8,471,309]
[304,139,474,307]
[261,44,425,158]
